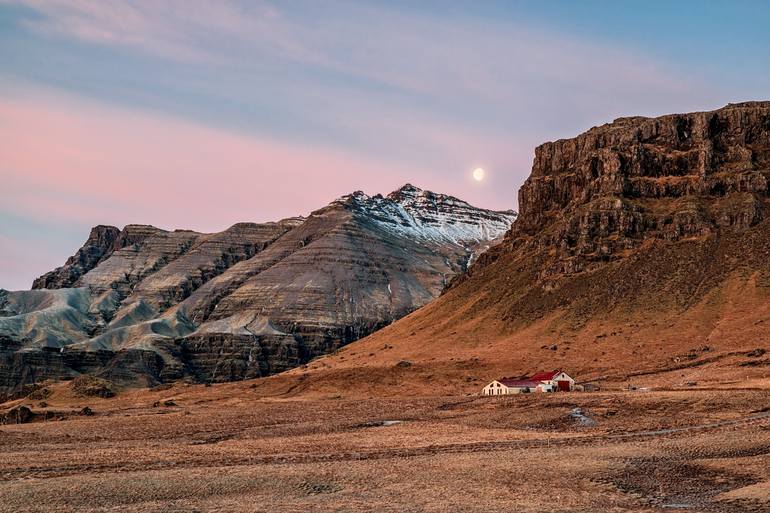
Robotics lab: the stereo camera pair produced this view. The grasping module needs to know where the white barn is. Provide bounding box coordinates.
[482,378,548,395]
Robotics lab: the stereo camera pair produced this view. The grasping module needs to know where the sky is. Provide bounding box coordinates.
[1,1,769,290]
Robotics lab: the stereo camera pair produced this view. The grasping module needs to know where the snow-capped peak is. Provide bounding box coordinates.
[335,184,517,248]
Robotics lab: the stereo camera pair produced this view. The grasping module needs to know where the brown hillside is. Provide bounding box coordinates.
[266,102,770,397]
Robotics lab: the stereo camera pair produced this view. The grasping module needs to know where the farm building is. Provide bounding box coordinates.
[528,370,575,391]
[482,370,575,395]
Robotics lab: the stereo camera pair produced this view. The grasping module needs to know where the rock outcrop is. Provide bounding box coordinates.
[1,185,515,392]
[464,101,770,285]
[32,225,121,289]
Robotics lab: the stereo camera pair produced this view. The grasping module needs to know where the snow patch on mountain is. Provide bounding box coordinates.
[336,184,517,248]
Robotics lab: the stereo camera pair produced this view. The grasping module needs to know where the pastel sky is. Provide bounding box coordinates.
[1,1,769,290]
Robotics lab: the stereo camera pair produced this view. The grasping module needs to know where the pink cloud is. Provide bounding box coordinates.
[4,1,718,209]
[0,90,437,232]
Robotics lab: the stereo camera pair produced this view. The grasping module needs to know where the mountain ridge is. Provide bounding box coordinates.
[0,184,516,393]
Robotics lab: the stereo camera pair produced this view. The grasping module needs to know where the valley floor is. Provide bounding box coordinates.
[1,383,770,513]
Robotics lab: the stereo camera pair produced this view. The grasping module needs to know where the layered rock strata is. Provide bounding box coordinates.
[1,185,516,392]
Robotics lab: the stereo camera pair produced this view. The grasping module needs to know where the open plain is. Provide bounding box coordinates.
[2,379,769,513]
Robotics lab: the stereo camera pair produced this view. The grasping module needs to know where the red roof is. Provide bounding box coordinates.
[528,370,561,382]
[498,378,541,388]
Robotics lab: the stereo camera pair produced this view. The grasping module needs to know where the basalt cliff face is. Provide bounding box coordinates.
[300,102,770,394]
[454,101,770,288]
[504,101,770,282]
[0,185,515,393]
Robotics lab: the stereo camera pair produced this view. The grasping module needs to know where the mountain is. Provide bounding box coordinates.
[278,102,770,396]
[0,185,516,393]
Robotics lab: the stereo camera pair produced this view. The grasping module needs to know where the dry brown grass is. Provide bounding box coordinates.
[2,381,769,512]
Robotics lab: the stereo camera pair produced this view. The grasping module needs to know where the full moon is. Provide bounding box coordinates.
[472,167,485,182]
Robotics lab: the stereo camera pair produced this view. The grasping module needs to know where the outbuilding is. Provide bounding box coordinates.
[528,370,575,391]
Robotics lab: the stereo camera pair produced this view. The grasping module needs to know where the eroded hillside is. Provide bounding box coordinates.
[0,185,515,393]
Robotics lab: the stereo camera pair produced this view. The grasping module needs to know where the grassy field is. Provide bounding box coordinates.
[2,380,769,513]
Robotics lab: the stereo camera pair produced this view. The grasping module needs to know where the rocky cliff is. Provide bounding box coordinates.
[0,185,515,393]
[503,101,770,281]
